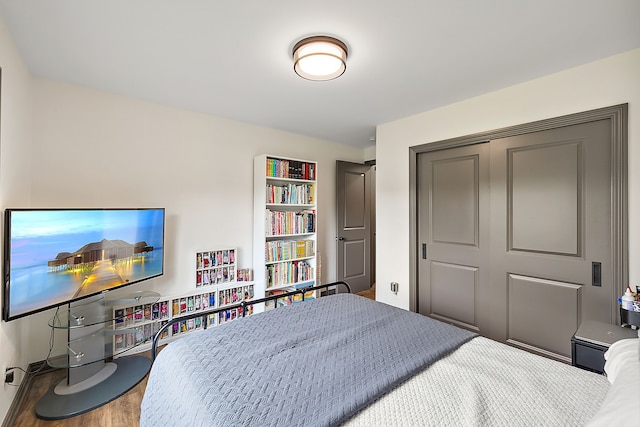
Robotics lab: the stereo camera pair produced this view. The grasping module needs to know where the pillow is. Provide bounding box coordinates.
[603,337,640,384]
[586,337,639,427]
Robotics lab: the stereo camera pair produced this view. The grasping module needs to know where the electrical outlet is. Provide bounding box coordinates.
[5,368,14,384]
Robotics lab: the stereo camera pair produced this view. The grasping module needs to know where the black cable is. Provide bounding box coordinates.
[5,307,60,385]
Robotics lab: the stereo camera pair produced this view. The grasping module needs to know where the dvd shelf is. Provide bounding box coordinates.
[169,289,216,337]
[171,283,255,336]
[195,248,237,287]
[113,298,170,353]
[112,249,254,354]
[112,284,255,353]
[254,154,318,311]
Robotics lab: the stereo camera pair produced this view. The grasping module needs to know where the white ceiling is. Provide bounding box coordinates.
[1,0,639,148]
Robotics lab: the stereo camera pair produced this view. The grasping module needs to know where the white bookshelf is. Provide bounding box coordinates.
[253,154,318,310]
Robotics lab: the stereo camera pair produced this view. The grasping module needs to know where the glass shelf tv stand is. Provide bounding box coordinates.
[35,290,159,420]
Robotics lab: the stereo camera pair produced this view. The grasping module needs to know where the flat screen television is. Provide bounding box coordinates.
[2,208,165,321]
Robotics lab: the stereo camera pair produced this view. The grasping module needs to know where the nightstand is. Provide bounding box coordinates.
[571,320,638,374]
[621,307,640,329]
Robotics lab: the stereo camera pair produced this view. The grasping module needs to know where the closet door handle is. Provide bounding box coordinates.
[592,262,601,287]
[422,243,427,260]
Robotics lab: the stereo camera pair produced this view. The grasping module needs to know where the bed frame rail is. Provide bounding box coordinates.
[150,281,351,360]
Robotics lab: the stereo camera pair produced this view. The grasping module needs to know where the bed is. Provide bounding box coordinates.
[140,287,638,426]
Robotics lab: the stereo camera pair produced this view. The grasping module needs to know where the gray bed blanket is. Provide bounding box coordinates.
[140,293,476,427]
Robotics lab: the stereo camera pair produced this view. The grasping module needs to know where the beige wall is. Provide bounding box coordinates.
[0,15,33,421]
[30,77,365,290]
[0,16,365,421]
[375,48,640,309]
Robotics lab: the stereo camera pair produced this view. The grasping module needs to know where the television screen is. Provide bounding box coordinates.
[2,208,165,321]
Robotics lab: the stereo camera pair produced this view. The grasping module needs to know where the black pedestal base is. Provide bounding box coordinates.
[35,356,151,420]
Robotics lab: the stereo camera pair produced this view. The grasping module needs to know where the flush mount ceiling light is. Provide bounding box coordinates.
[293,35,348,81]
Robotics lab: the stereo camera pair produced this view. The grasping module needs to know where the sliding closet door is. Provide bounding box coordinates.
[489,119,612,359]
[417,143,490,333]
[417,118,614,361]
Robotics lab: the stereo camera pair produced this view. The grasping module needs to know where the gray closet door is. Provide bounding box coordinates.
[417,143,491,333]
[418,119,612,361]
[489,119,611,359]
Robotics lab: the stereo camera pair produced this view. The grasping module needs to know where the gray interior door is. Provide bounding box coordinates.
[336,161,372,293]
[370,164,376,286]
[417,119,613,361]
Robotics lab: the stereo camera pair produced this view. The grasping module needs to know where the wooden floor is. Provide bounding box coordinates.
[8,288,376,427]
[10,360,149,427]
[356,283,376,300]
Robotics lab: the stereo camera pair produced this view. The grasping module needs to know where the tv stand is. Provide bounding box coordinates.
[35,291,159,420]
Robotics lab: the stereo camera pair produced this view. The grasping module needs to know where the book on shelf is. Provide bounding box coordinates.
[266,183,315,204]
[265,239,315,262]
[265,260,314,288]
[265,209,316,236]
[266,158,316,180]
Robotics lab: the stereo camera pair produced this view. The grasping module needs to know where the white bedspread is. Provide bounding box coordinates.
[345,336,610,426]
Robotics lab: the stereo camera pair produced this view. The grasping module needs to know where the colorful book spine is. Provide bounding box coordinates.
[265,183,315,204]
[265,260,314,288]
[266,158,316,180]
[264,239,315,262]
[265,209,316,236]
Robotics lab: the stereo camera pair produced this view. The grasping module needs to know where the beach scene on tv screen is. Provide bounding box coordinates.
[8,209,164,318]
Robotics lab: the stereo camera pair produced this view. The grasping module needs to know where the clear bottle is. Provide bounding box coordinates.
[621,289,635,311]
